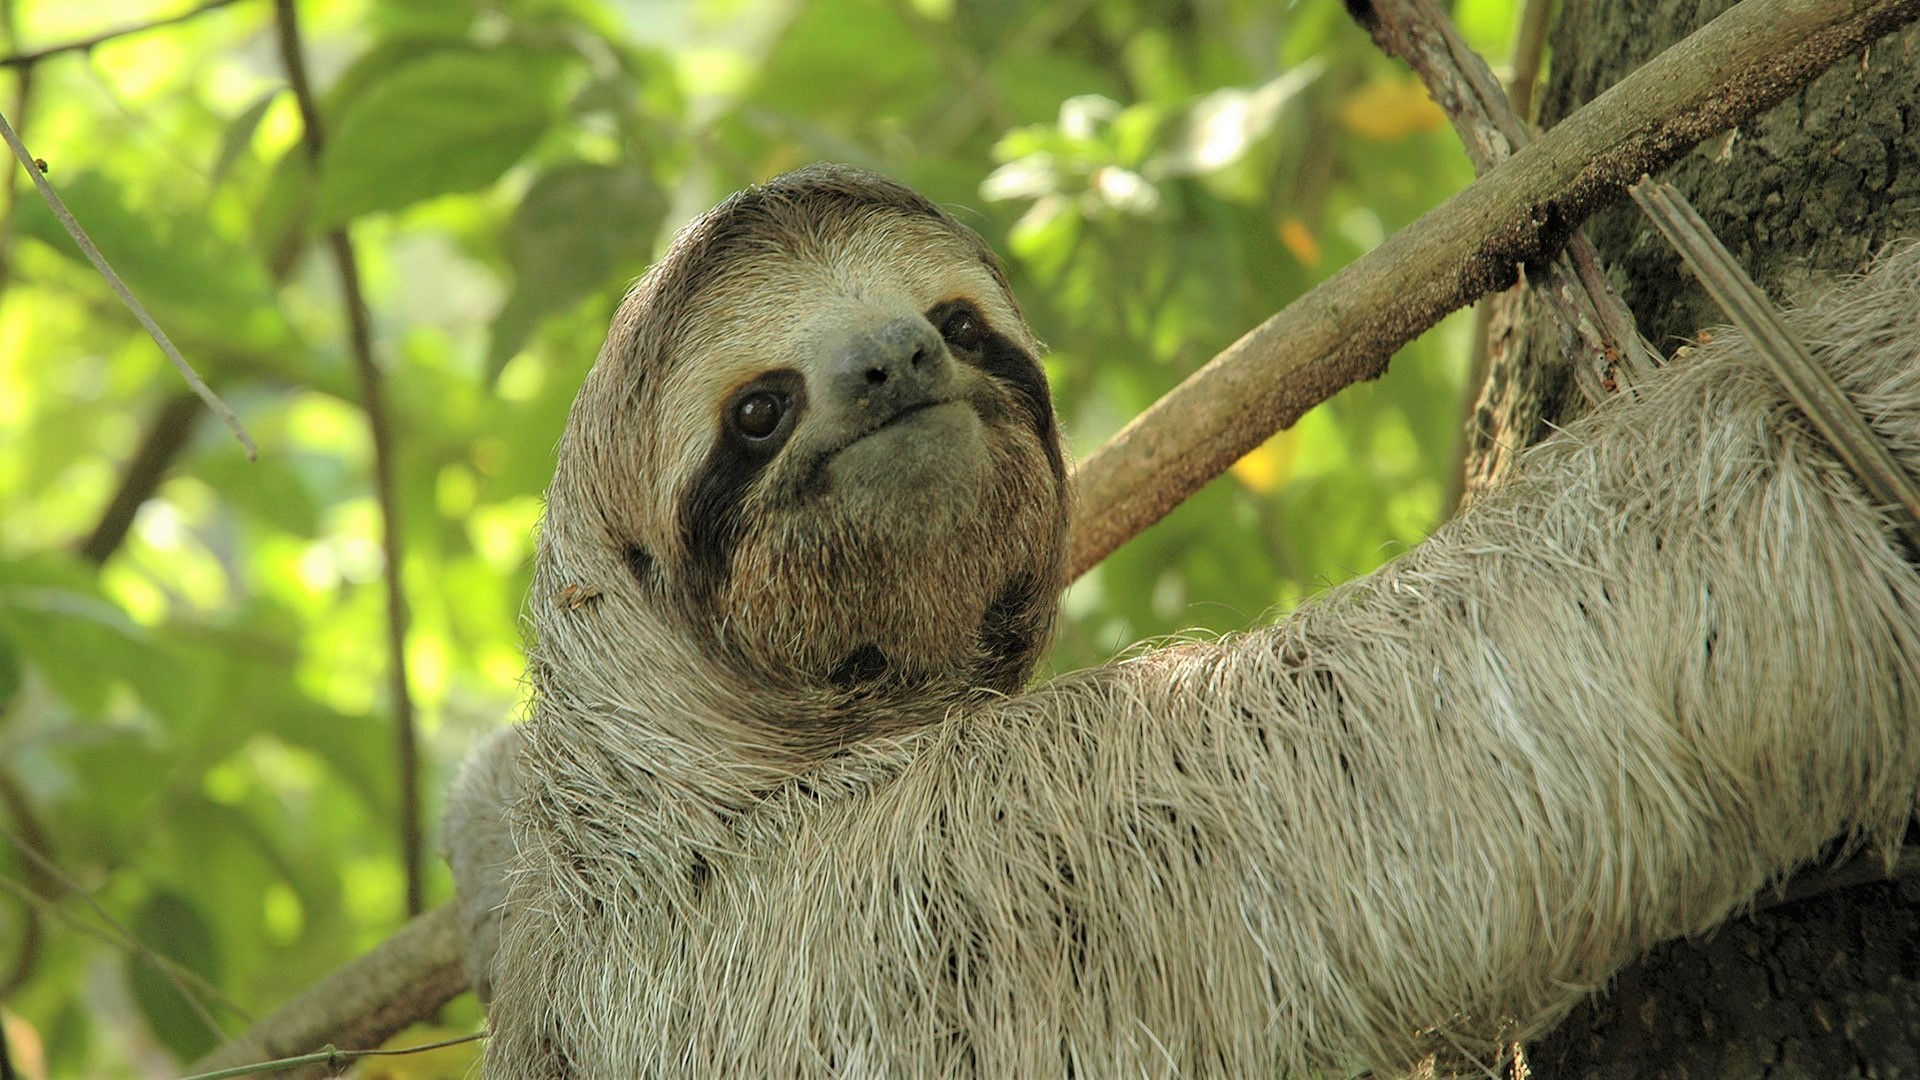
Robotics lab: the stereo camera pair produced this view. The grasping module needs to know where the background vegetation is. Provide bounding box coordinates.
[0,0,1524,1074]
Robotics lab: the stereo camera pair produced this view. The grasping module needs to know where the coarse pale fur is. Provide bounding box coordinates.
[470,166,1920,1075]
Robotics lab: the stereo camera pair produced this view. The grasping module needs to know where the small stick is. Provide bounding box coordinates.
[0,0,251,69]
[0,108,255,458]
[1631,178,1920,558]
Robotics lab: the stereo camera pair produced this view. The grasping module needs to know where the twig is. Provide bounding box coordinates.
[0,770,49,999]
[79,392,203,564]
[1631,178,1920,556]
[1351,0,1657,404]
[271,0,423,918]
[0,6,30,301]
[0,0,251,69]
[178,1029,483,1080]
[1506,0,1554,123]
[0,825,229,1041]
[1068,0,1916,577]
[0,877,250,1024]
[0,107,254,458]
[186,0,1920,1063]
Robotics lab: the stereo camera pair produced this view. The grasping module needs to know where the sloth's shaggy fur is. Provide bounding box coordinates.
[465,164,1920,1076]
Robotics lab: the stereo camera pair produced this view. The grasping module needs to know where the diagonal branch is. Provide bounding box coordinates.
[1632,177,1920,555]
[0,0,252,69]
[0,107,254,458]
[78,392,203,565]
[271,0,424,919]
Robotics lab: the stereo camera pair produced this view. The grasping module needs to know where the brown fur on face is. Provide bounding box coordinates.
[536,164,1068,753]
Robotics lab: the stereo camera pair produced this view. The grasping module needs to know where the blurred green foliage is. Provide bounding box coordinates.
[0,0,1519,1074]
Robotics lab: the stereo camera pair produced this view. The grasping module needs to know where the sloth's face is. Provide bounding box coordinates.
[556,170,1069,717]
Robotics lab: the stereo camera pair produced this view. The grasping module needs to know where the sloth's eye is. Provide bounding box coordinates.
[938,304,985,352]
[734,391,786,440]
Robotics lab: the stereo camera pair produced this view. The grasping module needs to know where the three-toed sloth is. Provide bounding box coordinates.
[445,165,1920,1076]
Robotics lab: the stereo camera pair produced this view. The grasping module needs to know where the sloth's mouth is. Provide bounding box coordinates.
[842,397,962,450]
[795,399,973,497]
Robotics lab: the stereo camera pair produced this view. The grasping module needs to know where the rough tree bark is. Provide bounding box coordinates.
[1498,3,1920,1075]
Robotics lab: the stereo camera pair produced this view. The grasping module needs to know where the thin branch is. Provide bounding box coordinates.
[0,770,49,999]
[188,0,1920,1064]
[0,825,229,1041]
[0,0,251,69]
[179,1030,483,1080]
[0,877,251,1024]
[1068,0,1916,578]
[1506,0,1554,123]
[1351,0,1657,404]
[271,0,424,919]
[78,392,203,565]
[0,107,254,458]
[1632,178,1920,556]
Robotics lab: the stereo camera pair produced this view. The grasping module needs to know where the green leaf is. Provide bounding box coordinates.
[253,144,314,278]
[488,161,665,380]
[371,0,479,38]
[210,88,283,190]
[194,451,321,536]
[0,557,152,717]
[127,890,222,1062]
[314,49,567,226]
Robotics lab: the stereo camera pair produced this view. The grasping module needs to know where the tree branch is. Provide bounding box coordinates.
[0,106,254,458]
[77,392,202,565]
[1632,177,1920,555]
[0,0,252,69]
[271,0,424,920]
[1357,0,1656,407]
[1506,0,1554,124]
[1068,0,1916,578]
[189,0,1920,1068]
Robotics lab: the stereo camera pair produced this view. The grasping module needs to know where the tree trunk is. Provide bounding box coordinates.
[1502,3,1920,1074]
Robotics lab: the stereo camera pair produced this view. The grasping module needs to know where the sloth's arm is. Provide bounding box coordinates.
[443,725,522,1005]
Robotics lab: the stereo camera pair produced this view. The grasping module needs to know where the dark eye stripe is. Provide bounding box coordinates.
[926,299,1062,479]
[679,369,807,601]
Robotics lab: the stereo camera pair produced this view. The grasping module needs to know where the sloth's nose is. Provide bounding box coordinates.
[833,316,950,417]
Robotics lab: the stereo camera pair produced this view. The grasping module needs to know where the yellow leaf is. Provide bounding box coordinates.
[1,1008,45,1080]
[1339,77,1446,141]
[1277,216,1321,268]
[1231,430,1299,494]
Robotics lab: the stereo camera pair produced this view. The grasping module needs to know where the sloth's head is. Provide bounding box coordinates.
[533,165,1069,749]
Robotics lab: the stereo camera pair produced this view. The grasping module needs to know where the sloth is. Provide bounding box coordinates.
[448,165,1920,1077]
